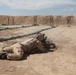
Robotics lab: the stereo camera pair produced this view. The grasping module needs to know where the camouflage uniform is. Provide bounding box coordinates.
[2,43,24,60]
[2,38,46,60]
[34,33,57,50]
[1,33,56,60]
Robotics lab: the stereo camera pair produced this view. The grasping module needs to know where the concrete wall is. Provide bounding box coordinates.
[0,15,76,25]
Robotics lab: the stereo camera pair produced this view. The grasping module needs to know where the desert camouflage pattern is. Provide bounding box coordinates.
[1,37,46,60]
[20,38,46,53]
[1,33,56,60]
[34,33,57,50]
[2,43,24,60]
[34,33,45,41]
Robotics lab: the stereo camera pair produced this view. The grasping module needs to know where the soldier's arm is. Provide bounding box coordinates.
[34,40,46,52]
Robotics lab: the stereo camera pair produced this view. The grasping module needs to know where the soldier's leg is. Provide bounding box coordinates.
[34,40,46,52]
[0,46,13,59]
[7,43,24,60]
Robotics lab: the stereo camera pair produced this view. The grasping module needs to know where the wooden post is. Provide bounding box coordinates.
[33,15,38,26]
[50,15,54,27]
[56,16,61,26]
[67,16,74,27]
[8,18,9,25]
[13,18,14,25]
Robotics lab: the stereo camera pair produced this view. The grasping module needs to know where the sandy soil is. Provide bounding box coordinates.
[0,25,49,37]
[0,25,76,75]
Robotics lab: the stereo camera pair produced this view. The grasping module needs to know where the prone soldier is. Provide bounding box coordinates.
[0,33,56,60]
[35,33,57,50]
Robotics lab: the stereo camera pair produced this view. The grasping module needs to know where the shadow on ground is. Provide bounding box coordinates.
[22,48,56,60]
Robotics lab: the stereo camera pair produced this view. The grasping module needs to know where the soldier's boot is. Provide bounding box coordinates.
[0,46,13,59]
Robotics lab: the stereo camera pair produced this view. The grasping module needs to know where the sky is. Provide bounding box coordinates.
[0,0,76,16]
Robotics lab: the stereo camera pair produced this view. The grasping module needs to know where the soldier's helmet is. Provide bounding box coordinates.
[34,33,45,41]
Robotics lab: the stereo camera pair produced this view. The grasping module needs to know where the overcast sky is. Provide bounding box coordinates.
[0,0,76,16]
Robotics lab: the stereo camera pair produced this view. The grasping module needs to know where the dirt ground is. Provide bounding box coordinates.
[0,25,76,75]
